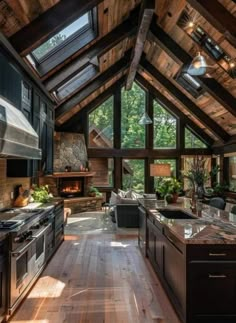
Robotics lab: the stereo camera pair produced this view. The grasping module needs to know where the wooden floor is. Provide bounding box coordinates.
[10,234,181,323]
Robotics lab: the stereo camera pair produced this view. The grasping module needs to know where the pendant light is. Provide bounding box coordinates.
[139,112,152,125]
[187,52,208,76]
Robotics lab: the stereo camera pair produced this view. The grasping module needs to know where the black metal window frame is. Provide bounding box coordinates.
[27,8,97,76]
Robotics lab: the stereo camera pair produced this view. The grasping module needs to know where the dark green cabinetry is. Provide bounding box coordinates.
[0,48,55,177]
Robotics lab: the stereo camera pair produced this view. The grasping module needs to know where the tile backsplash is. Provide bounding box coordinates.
[0,159,30,208]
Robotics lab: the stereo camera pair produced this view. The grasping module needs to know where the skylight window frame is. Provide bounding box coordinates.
[175,69,205,99]
[26,7,97,76]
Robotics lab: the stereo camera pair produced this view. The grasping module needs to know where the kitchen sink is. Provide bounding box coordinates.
[158,209,197,220]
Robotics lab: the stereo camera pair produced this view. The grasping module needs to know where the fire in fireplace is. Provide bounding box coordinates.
[59,177,84,197]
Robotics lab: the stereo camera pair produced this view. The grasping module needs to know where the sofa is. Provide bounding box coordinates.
[109,190,142,228]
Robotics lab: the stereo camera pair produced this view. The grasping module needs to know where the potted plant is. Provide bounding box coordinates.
[184,156,209,199]
[156,178,182,203]
[31,185,53,203]
[88,186,101,197]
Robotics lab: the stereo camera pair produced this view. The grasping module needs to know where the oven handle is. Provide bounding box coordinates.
[32,224,51,239]
[11,238,36,258]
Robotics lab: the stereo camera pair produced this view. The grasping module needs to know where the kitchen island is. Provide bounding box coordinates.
[138,198,236,323]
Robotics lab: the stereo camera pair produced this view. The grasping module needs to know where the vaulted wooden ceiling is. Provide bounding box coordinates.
[0,0,236,145]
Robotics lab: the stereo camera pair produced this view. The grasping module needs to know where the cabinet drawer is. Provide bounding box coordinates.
[187,244,236,261]
[188,262,236,315]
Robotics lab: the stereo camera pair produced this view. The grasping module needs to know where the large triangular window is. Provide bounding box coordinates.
[88,96,114,148]
[153,100,177,149]
[185,128,207,148]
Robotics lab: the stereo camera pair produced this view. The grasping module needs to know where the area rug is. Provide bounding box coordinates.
[64,211,138,235]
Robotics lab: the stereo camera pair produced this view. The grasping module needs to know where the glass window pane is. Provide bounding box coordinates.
[89,158,114,187]
[122,159,144,193]
[185,128,207,148]
[153,100,176,148]
[121,83,145,148]
[229,156,236,192]
[88,96,114,148]
[153,159,176,190]
[32,13,89,60]
[56,65,95,100]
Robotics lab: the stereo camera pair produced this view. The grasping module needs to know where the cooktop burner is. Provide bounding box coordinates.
[0,220,22,230]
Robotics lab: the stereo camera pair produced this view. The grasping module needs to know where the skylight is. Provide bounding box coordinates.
[32,13,89,61]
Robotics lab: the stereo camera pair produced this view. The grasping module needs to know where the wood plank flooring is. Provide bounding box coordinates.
[9,234,181,323]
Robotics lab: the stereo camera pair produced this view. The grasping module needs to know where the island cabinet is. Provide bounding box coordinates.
[143,210,236,323]
[187,245,236,323]
[138,206,147,256]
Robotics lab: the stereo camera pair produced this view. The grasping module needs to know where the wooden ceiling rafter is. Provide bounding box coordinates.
[55,50,132,121]
[187,0,236,47]
[125,0,155,90]
[60,75,126,129]
[9,0,103,55]
[136,73,214,146]
[44,11,139,91]
[140,56,230,142]
[149,20,236,118]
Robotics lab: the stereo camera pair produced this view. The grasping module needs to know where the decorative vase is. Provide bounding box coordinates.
[172,193,178,203]
[196,184,204,199]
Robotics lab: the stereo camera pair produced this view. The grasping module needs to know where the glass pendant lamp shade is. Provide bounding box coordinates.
[187,52,207,76]
[139,112,152,125]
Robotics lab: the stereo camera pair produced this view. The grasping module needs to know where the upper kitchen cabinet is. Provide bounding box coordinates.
[0,47,55,177]
[0,50,22,108]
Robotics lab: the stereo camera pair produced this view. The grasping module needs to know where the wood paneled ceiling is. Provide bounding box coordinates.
[0,0,236,145]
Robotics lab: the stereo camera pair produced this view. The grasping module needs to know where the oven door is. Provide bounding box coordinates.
[10,238,36,309]
[33,224,51,275]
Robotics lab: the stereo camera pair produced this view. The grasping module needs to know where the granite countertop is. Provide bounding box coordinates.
[139,198,236,245]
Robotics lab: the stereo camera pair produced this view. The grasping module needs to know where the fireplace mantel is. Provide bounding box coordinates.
[46,172,95,178]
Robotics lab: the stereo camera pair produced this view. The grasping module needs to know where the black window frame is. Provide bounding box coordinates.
[175,69,205,99]
[27,7,97,76]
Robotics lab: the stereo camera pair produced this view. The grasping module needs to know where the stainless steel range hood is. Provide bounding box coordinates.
[0,96,41,159]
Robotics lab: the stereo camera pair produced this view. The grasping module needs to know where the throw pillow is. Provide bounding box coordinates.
[131,191,143,199]
[118,189,126,198]
[110,191,118,205]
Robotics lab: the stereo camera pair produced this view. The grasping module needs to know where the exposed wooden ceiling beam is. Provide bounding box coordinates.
[136,73,214,146]
[149,21,236,118]
[44,14,138,91]
[55,50,131,120]
[140,57,230,142]
[59,76,126,129]
[125,0,155,90]
[9,0,103,55]
[187,0,236,47]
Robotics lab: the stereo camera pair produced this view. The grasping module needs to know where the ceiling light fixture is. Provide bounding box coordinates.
[187,52,214,76]
[139,112,152,125]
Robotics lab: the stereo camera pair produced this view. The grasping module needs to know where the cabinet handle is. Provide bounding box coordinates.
[209,253,227,257]
[208,274,227,279]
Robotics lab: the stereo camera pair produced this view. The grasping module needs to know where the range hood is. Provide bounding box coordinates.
[0,97,41,159]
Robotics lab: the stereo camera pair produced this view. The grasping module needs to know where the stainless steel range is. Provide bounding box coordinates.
[0,207,55,314]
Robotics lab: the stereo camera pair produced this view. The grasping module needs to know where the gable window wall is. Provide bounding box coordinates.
[87,81,211,193]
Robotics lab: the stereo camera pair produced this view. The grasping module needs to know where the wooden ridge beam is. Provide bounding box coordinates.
[9,0,103,55]
[55,50,131,120]
[44,14,138,91]
[136,73,214,146]
[125,0,155,90]
[149,21,236,118]
[140,57,230,142]
[59,76,126,128]
[187,0,236,47]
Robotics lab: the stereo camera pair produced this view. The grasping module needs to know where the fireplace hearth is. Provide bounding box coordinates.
[59,177,84,197]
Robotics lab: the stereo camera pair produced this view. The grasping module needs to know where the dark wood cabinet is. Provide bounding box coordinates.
[147,218,163,273]
[0,239,7,322]
[138,206,146,256]
[142,210,236,323]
